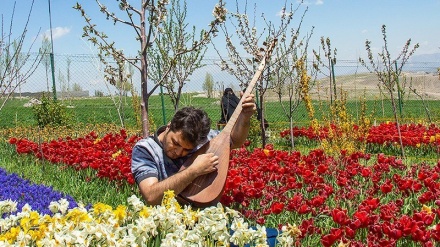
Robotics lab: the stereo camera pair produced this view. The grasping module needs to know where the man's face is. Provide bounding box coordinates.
[162,129,195,159]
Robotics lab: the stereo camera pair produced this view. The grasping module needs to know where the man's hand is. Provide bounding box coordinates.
[240,92,257,119]
[188,153,219,176]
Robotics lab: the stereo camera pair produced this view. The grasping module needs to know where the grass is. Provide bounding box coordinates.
[1,95,439,131]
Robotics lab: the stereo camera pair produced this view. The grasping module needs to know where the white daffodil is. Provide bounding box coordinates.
[82,221,98,236]
[117,234,138,247]
[230,217,259,246]
[181,207,198,227]
[162,231,188,247]
[58,198,70,214]
[0,216,19,232]
[225,206,241,218]
[277,235,295,247]
[127,194,145,212]
[251,225,269,246]
[70,229,90,246]
[37,237,59,247]
[49,201,60,214]
[15,230,32,246]
[53,230,75,245]
[133,216,159,239]
[0,199,17,215]
[21,203,32,213]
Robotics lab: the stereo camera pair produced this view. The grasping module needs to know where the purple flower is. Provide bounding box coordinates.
[0,167,79,217]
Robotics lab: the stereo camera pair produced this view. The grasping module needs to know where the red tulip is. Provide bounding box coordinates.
[331,208,350,226]
[270,201,284,214]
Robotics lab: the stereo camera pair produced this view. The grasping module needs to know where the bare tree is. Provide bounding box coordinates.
[313,37,337,104]
[360,24,419,159]
[272,25,315,149]
[74,0,226,137]
[0,0,46,110]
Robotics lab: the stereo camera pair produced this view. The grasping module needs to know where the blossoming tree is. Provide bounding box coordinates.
[74,0,226,137]
[213,1,312,147]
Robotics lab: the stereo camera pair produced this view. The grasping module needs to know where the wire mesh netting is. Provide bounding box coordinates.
[1,53,439,131]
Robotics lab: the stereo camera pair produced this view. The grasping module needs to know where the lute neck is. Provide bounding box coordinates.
[222,59,267,134]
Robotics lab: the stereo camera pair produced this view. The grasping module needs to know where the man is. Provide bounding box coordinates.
[131,93,256,206]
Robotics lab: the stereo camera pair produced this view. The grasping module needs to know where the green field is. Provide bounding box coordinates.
[1,95,439,131]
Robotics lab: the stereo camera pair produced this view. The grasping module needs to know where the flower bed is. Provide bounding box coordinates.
[5,128,440,246]
[224,146,440,246]
[0,190,281,246]
[280,122,440,148]
[0,167,79,216]
[8,129,141,185]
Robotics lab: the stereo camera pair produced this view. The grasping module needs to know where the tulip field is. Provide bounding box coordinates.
[0,117,440,246]
[1,98,440,246]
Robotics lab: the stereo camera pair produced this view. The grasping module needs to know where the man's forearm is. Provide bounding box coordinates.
[140,168,198,205]
[231,114,251,149]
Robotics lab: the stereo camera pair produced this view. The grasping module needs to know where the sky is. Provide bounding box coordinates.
[2,0,440,61]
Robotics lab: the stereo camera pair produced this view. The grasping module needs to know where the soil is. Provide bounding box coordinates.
[265,72,440,101]
[194,72,440,102]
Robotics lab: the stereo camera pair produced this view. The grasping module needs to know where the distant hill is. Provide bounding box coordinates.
[409,52,440,63]
[407,53,439,73]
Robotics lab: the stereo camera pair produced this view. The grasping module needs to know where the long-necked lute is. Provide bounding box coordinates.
[177,39,277,208]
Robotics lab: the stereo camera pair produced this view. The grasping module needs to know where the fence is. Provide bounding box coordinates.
[2,53,440,131]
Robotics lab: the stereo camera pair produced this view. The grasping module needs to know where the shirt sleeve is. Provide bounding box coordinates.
[131,144,159,185]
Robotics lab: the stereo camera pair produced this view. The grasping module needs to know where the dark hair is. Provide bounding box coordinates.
[169,106,211,146]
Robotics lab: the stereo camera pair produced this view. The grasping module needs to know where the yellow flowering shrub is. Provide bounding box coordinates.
[320,92,371,156]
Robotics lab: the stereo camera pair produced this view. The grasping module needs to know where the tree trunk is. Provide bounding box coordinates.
[389,91,405,159]
[140,10,150,138]
[289,117,295,151]
[259,92,266,147]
